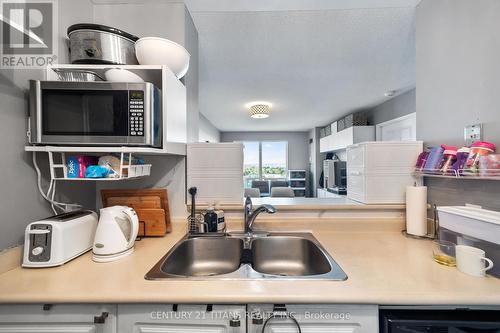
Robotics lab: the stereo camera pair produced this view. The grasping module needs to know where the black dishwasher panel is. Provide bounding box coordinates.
[380,309,500,333]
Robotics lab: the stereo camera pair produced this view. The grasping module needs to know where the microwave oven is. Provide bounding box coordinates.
[28,80,161,147]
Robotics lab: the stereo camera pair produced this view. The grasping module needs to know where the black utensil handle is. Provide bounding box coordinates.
[188,187,197,232]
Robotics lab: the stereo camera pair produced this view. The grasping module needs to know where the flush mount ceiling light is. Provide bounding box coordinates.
[384,90,398,97]
[246,102,272,119]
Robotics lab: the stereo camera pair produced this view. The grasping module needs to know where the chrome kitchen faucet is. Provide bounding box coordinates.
[244,196,276,236]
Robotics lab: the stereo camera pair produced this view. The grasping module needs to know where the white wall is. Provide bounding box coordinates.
[199,113,221,142]
[0,0,99,250]
[368,89,416,125]
[416,0,500,147]
[416,0,500,211]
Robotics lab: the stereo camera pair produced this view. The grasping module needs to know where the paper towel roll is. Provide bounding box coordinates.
[406,185,428,236]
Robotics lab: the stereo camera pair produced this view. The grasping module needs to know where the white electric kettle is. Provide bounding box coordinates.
[92,206,139,263]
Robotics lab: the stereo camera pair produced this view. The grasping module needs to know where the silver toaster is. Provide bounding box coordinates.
[23,210,98,268]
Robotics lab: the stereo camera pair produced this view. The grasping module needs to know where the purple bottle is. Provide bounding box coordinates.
[423,146,445,172]
[452,147,470,175]
[415,151,430,171]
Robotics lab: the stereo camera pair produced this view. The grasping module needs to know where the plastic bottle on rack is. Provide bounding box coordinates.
[439,146,458,175]
[465,141,496,174]
[452,147,470,175]
[415,151,430,172]
[423,146,445,173]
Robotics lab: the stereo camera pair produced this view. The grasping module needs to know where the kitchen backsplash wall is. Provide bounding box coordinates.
[95,156,187,218]
[416,0,500,211]
[0,0,198,250]
[426,178,500,212]
[0,0,98,251]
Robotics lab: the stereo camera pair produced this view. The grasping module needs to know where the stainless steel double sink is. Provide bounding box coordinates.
[145,232,347,280]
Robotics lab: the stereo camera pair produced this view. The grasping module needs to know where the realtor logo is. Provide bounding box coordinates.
[0,0,57,68]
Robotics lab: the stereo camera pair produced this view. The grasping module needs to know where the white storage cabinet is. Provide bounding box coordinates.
[320,122,375,153]
[288,170,306,197]
[247,304,378,333]
[117,304,246,333]
[0,304,116,332]
[187,143,244,205]
[347,141,423,204]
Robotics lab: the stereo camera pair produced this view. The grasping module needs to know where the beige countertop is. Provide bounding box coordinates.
[0,218,499,305]
[249,197,405,210]
[191,197,405,212]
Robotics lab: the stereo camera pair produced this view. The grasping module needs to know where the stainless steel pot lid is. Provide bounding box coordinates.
[67,23,139,42]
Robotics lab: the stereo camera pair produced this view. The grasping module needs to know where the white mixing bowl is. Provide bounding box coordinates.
[135,37,190,79]
[104,68,144,82]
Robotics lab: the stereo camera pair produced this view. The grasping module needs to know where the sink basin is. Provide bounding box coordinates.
[160,237,243,277]
[251,237,331,276]
[145,232,347,280]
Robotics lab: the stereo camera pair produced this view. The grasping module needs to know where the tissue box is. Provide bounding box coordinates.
[67,156,97,178]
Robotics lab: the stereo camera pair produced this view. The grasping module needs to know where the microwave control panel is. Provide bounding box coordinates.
[129,91,144,136]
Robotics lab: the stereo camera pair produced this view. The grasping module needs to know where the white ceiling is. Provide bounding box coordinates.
[186,0,418,132]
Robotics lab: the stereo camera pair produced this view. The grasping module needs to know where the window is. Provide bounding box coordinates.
[242,141,288,188]
[262,141,287,179]
[243,142,260,188]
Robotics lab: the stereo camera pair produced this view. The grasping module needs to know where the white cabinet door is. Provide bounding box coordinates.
[375,113,416,142]
[0,304,116,333]
[118,304,246,333]
[321,126,375,153]
[319,136,329,153]
[248,304,378,333]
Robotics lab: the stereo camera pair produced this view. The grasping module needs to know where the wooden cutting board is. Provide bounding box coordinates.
[101,189,172,236]
[135,209,167,237]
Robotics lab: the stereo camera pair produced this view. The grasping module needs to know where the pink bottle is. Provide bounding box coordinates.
[439,146,458,174]
[465,141,496,173]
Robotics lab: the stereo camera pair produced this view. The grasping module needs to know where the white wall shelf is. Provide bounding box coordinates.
[413,170,500,181]
[31,149,152,182]
[25,144,186,156]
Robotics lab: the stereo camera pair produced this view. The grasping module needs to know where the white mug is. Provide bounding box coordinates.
[456,245,494,277]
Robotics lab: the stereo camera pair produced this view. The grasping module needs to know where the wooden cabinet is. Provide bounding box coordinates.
[117,304,246,333]
[0,304,116,332]
[247,304,378,333]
